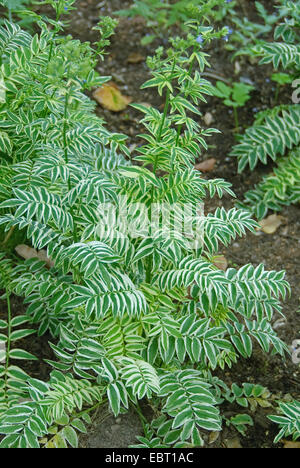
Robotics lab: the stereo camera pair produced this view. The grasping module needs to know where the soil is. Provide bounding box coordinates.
[1,0,299,449]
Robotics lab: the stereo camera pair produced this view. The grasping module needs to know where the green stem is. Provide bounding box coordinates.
[146,60,176,283]
[48,24,59,64]
[5,291,11,368]
[63,87,78,243]
[274,84,280,105]
[145,88,170,281]
[175,124,182,147]
[156,89,171,156]
[175,49,196,153]
[132,402,148,435]
[48,41,54,64]
[155,57,177,169]
[63,90,70,167]
[44,399,108,447]
[145,253,153,284]
[146,49,197,282]
[233,106,239,130]
[146,52,196,282]
[48,10,61,63]
[1,226,15,246]
[3,291,12,406]
[75,398,108,420]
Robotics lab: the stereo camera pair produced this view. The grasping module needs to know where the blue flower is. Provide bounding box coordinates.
[64,6,68,11]
[223,27,233,41]
[196,35,203,44]
[226,0,232,3]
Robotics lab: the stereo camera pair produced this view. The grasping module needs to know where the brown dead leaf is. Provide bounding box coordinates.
[258,214,285,234]
[36,249,55,268]
[15,244,38,260]
[137,102,152,108]
[127,52,145,64]
[208,431,221,445]
[213,255,228,271]
[15,244,54,268]
[224,437,242,448]
[93,82,132,112]
[203,112,214,126]
[195,158,216,173]
[273,317,287,330]
[282,440,300,449]
[234,61,241,75]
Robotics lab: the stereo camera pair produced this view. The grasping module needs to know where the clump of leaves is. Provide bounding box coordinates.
[0,2,292,449]
[271,72,294,104]
[268,400,300,443]
[225,1,284,51]
[212,81,254,129]
[116,0,236,46]
[0,0,32,25]
[230,0,300,218]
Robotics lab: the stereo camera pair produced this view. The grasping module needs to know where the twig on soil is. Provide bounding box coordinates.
[1,226,15,246]
[131,402,149,434]
[201,71,231,84]
[240,0,248,17]
[283,234,300,243]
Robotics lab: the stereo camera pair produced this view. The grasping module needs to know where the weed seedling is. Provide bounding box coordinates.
[212,81,254,129]
[271,72,293,105]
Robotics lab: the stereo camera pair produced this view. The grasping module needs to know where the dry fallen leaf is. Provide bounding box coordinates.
[93,82,132,112]
[15,244,54,268]
[273,317,287,330]
[137,102,152,108]
[208,431,221,445]
[234,61,241,75]
[258,214,285,234]
[195,158,216,173]
[282,440,300,449]
[290,339,300,364]
[203,112,214,126]
[127,52,145,64]
[15,244,38,260]
[224,437,242,448]
[213,255,228,271]
[36,249,55,268]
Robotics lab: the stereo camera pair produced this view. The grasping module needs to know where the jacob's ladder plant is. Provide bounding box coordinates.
[116,0,237,46]
[0,5,292,448]
[230,0,300,219]
[211,80,254,130]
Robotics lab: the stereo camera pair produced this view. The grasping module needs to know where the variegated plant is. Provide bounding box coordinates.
[230,0,300,219]
[0,1,292,448]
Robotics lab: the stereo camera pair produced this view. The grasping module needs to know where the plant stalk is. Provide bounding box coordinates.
[233,106,239,130]
[63,87,78,243]
[3,291,12,406]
